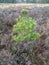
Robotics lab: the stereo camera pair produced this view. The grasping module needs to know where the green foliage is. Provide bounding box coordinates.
[0,0,49,3]
[12,9,40,42]
[0,0,16,3]
[21,9,28,16]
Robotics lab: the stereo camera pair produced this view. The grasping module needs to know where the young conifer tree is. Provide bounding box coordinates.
[12,9,40,42]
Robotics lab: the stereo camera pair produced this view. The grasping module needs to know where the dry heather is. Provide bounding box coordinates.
[0,4,49,65]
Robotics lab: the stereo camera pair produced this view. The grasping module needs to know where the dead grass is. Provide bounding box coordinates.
[0,4,49,9]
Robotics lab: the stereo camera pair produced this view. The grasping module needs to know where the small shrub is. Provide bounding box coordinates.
[12,9,40,42]
[21,9,28,16]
